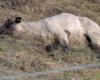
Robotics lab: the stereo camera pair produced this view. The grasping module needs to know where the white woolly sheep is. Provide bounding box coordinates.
[1,13,100,52]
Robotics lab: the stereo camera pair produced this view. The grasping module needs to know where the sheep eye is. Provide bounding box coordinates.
[14,17,22,23]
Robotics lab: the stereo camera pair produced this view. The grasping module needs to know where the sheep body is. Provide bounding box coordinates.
[45,13,85,35]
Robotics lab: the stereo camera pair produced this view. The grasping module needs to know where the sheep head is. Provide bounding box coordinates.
[0,17,22,35]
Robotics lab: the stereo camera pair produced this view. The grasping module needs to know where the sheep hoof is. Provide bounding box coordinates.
[63,47,69,54]
[46,45,54,53]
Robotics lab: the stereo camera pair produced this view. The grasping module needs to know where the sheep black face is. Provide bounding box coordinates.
[0,17,22,35]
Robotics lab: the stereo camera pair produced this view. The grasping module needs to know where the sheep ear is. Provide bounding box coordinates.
[3,19,13,29]
[14,17,22,23]
[7,19,12,23]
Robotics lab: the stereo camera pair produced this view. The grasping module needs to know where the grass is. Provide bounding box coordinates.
[0,0,100,80]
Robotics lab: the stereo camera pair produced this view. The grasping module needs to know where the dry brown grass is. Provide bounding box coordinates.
[0,0,100,79]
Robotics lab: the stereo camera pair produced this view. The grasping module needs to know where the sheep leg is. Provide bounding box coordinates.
[59,35,69,53]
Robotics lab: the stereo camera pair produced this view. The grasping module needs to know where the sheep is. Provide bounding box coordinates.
[0,16,70,53]
[1,13,100,52]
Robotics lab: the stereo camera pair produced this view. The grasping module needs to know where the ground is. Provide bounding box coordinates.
[0,0,100,80]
